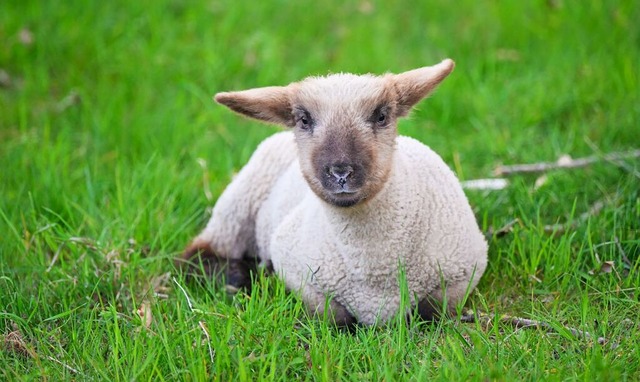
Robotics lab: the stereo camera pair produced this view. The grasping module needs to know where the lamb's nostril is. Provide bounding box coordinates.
[329,164,354,185]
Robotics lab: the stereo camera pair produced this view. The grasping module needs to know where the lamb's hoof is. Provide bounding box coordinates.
[326,299,358,331]
[225,259,256,292]
[334,310,358,332]
[177,243,257,293]
[415,296,448,322]
[178,243,222,278]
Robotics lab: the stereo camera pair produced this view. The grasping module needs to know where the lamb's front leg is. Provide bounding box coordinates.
[416,268,485,321]
[298,284,357,329]
[177,132,297,291]
[180,243,258,292]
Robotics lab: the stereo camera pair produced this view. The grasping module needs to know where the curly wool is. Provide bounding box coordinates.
[186,59,488,325]
[194,131,487,325]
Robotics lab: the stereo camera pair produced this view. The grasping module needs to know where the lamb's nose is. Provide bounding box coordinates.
[329,164,353,186]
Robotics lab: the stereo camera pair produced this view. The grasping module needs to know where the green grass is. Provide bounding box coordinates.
[1,0,639,380]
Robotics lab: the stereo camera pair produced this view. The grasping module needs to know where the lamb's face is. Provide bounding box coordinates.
[213,59,455,207]
[292,75,398,207]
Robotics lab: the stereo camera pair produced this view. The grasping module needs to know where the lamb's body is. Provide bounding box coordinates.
[191,132,487,325]
[183,59,488,325]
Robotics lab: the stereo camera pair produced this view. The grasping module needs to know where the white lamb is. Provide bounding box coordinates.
[180,59,488,326]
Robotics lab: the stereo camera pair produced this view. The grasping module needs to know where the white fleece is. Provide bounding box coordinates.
[195,131,487,325]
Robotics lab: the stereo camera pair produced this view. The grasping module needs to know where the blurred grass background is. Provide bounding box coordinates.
[1,0,639,380]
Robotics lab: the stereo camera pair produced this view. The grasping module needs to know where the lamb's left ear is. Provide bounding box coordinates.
[393,59,455,117]
[214,86,294,127]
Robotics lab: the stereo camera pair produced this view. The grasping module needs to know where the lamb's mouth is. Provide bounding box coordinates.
[327,190,362,208]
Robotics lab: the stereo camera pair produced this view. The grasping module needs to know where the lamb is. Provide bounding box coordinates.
[179,59,488,326]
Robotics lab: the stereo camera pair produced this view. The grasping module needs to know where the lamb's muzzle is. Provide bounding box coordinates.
[179,58,488,326]
[328,164,353,187]
[312,130,373,207]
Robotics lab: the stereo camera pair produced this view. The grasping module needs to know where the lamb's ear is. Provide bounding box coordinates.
[393,59,455,117]
[214,86,294,127]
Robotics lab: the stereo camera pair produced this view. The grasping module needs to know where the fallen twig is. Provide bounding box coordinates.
[543,197,611,234]
[172,277,217,368]
[485,218,521,239]
[199,321,216,365]
[46,244,65,273]
[46,355,79,374]
[585,139,640,179]
[196,158,214,202]
[460,312,608,346]
[462,178,509,191]
[172,277,198,313]
[493,150,640,177]
[615,237,632,269]
[484,194,617,239]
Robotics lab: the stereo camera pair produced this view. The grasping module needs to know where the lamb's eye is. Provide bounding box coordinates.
[295,109,313,131]
[373,106,389,127]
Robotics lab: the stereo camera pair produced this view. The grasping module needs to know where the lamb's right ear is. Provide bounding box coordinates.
[214,86,294,127]
[393,59,455,117]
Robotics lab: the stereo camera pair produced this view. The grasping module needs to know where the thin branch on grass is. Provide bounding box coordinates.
[147,272,172,300]
[606,157,640,179]
[585,139,640,179]
[172,277,216,367]
[46,355,79,374]
[55,90,81,113]
[587,287,640,297]
[171,278,227,317]
[172,277,197,313]
[485,218,521,239]
[171,278,226,318]
[493,149,640,176]
[197,158,214,202]
[543,196,612,234]
[68,236,100,251]
[463,149,638,191]
[460,312,608,346]
[28,223,56,250]
[615,237,632,268]
[199,321,216,365]
[46,244,65,273]
[461,178,509,191]
[486,193,618,239]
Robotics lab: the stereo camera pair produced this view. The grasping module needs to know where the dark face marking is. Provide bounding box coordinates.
[311,129,374,207]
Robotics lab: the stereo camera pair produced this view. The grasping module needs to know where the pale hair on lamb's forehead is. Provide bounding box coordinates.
[298,72,386,95]
[295,73,393,115]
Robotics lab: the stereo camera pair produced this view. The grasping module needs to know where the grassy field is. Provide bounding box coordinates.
[1,0,639,380]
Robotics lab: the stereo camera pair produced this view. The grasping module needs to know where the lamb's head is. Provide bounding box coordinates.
[215,59,455,207]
